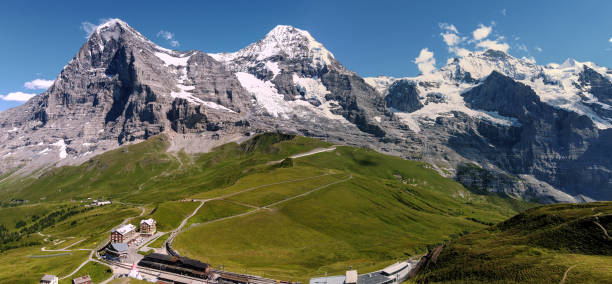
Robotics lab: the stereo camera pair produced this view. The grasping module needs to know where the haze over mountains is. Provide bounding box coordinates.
[1,19,611,202]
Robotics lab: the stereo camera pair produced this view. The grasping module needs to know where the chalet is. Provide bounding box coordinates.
[111,223,136,243]
[72,275,92,284]
[39,274,58,284]
[140,218,156,235]
[105,242,128,261]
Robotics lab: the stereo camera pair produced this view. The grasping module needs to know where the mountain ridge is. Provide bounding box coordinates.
[1,19,611,202]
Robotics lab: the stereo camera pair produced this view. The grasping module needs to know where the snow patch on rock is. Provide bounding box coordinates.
[52,139,67,159]
[155,52,191,67]
[235,72,288,117]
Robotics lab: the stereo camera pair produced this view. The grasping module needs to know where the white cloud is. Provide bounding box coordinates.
[450,47,471,57]
[477,39,510,52]
[439,22,468,56]
[517,44,528,52]
[157,30,180,47]
[157,30,173,40]
[442,33,461,46]
[535,46,543,52]
[439,23,459,34]
[81,21,97,38]
[24,79,54,90]
[473,24,492,41]
[437,22,512,58]
[609,37,612,43]
[415,48,436,74]
[0,92,36,102]
[502,9,507,16]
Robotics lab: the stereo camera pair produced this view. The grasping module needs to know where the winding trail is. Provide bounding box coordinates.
[49,205,146,281]
[559,264,577,284]
[268,146,337,165]
[41,238,85,252]
[263,174,352,208]
[117,205,146,227]
[171,174,353,248]
[59,250,95,280]
[206,172,334,201]
[593,214,611,240]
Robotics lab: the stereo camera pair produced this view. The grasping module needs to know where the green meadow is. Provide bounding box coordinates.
[414,202,612,283]
[0,133,541,282]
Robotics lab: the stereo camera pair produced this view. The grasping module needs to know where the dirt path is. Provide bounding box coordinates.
[182,174,353,230]
[42,238,86,252]
[50,205,146,280]
[202,172,334,202]
[59,250,94,280]
[165,200,206,253]
[268,146,337,165]
[559,264,577,284]
[117,205,146,227]
[593,214,611,240]
[263,174,352,208]
[167,174,352,252]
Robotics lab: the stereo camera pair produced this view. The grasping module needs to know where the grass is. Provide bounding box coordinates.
[185,200,252,227]
[41,204,141,249]
[58,261,112,284]
[146,201,199,232]
[414,202,612,283]
[148,233,170,249]
[226,173,347,207]
[0,203,59,230]
[0,134,332,205]
[0,133,540,281]
[0,246,90,284]
[190,166,331,200]
[173,144,537,282]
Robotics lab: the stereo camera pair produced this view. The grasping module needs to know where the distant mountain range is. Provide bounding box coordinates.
[1,19,611,202]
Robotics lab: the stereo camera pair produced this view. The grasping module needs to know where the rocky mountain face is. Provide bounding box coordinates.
[1,19,611,202]
[384,80,423,112]
[366,50,612,202]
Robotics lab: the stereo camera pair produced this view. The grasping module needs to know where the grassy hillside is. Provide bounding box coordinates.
[414,202,612,284]
[0,133,537,282]
[174,145,536,281]
[0,134,331,204]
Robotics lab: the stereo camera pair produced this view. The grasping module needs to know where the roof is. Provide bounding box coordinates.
[72,275,91,284]
[309,276,346,284]
[381,261,409,275]
[357,272,392,284]
[140,218,156,226]
[41,274,57,281]
[142,253,209,270]
[112,223,135,235]
[345,270,358,284]
[180,256,209,270]
[144,252,175,262]
[109,242,128,252]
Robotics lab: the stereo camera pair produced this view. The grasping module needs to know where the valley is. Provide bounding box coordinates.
[0,11,610,284]
[0,134,537,283]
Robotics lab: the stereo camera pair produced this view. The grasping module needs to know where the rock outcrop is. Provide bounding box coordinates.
[1,19,611,202]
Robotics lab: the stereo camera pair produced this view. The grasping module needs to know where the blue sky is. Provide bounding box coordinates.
[1,0,611,111]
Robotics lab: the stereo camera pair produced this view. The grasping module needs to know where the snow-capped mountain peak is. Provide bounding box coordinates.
[2,19,612,203]
[442,49,540,82]
[209,25,336,71]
